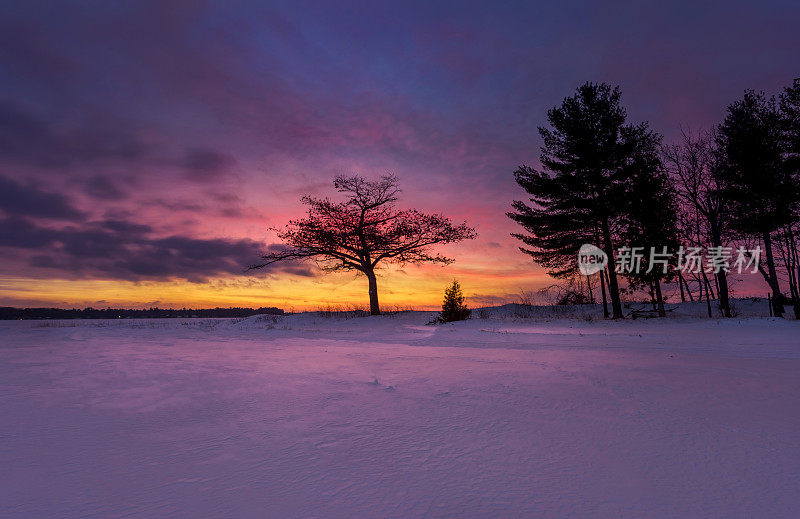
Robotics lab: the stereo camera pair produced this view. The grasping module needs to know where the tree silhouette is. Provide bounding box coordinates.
[250,175,476,315]
[779,79,800,318]
[716,90,797,318]
[436,280,471,323]
[508,82,647,319]
[618,125,679,317]
[662,129,732,317]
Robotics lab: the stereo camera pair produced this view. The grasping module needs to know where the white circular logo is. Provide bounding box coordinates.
[577,244,608,275]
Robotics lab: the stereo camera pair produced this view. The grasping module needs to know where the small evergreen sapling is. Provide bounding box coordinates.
[436,280,471,323]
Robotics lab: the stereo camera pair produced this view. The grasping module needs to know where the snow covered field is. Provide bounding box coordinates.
[1,311,799,518]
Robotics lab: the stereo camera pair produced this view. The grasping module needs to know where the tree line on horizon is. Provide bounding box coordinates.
[1,306,285,320]
[509,80,800,319]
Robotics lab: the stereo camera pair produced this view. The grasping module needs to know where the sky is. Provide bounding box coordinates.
[1,0,799,310]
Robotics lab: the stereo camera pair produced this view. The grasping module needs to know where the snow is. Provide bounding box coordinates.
[1,309,799,518]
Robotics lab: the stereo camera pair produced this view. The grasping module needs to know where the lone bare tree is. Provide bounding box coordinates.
[250,175,477,315]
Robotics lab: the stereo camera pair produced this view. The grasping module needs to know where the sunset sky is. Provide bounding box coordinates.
[1,1,799,310]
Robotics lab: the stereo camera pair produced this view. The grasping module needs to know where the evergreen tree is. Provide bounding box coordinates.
[779,79,800,318]
[508,82,645,319]
[436,280,471,323]
[716,91,796,317]
[780,79,800,176]
[618,124,679,317]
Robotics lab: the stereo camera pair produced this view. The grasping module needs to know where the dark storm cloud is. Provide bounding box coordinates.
[144,190,251,219]
[0,174,84,219]
[0,101,151,169]
[0,215,311,282]
[0,217,58,248]
[101,219,153,234]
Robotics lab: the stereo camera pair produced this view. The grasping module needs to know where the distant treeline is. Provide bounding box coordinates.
[0,307,284,320]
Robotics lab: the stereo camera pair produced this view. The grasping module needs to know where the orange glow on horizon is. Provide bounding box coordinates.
[0,259,551,311]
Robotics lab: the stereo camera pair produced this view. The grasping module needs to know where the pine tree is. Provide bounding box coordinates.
[437,280,471,323]
[779,79,800,319]
[617,124,679,317]
[716,90,795,317]
[508,82,646,319]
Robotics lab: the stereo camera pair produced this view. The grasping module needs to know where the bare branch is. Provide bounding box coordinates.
[249,174,476,294]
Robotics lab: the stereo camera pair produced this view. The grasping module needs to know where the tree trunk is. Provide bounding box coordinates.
[785,233,797,301]
[716,270,731,317]
[763,231,784,318]
[649,282,657,312]
[795,259,800,320]
[600,218,623,318]
[365,269,380,315]
[695,273,703,301]
[701,269,716,300]
[654,278,666,317]
[710,229,731,317]
[600,269,609,318]
[786,227,800,319]
[679,271,694,302]
[702,272,712,317]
